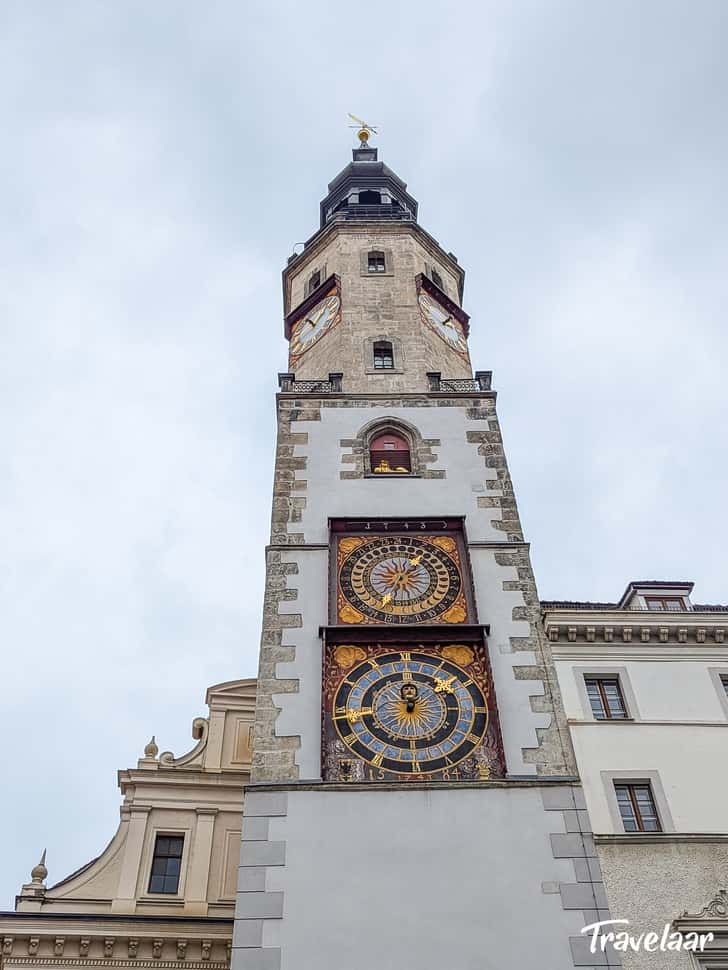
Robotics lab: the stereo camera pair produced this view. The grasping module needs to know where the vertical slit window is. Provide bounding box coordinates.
[431,268,444,290]
[614,783,661,832]
[148,835,184,894]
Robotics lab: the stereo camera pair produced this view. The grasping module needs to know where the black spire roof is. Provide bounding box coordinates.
[319,145,419,228]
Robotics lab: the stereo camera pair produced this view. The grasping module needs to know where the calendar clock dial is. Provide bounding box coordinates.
[418,292,469,356]
[289,291,340,362]
[337,534,467,625]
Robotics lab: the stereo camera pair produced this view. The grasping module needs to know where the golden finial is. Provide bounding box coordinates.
[348,113,378,147]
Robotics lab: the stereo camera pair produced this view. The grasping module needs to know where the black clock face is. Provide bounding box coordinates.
[337,535,465,625]
[332,649,488,775]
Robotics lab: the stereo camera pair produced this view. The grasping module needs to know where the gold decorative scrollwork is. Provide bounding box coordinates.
[339,603,364,624]
[340,536,364,554]
[442,644,475,667]
[431,535,457,554]
[334,645,367,669]
[442,604,467,624]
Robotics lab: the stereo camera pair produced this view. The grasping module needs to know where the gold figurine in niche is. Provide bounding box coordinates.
[373,459,409,474]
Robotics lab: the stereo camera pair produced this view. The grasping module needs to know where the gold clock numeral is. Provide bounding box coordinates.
[474,706,487,714]
[401,651,411,663]
[368,657,380,669]
[467,733,481,744]
[401,669,413,682]
[460,678,473,688]
[372,752,384,768]
[409,740,417,751]
[343,733,357,745]
[412,760,421,773]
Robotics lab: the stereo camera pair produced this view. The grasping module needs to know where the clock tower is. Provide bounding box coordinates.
[233,134,613,969]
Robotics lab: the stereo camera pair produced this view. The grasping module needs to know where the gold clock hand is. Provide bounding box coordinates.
[433,674,457,694]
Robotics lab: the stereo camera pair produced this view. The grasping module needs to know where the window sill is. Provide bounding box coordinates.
[365,368,405,375]
[364,473,422,480]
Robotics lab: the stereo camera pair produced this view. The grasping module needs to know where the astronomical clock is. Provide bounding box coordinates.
[286,276,341,368]
[323,519,504,783]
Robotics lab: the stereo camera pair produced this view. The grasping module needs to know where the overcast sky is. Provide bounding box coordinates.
[2,0,726,904]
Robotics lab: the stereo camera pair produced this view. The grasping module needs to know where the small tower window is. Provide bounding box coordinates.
[306,270,321,295]
[370,432,411,474]
[368,251,386,273]
[431,268,444,290]
[358,190,381,205]
[373,341,394,369]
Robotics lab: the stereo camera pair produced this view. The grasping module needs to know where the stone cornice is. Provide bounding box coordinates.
[543,609,727,646]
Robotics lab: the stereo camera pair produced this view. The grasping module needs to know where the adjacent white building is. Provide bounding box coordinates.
[545,581,728,968]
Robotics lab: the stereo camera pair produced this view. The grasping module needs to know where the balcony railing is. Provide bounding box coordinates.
[278,373,343,394]
[277,372,492,395]
[427,371,492,392]
[327,204,415,223]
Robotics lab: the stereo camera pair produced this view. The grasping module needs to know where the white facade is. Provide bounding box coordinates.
[546,584,728,968]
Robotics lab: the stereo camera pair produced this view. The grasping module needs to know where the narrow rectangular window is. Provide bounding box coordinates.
[721,675,728,698]
[614,783,661,832]
[584,677,627,720]
[148,835,184,894]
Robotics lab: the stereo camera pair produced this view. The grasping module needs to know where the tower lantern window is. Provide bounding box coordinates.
[358,190,382,205]
[368,251,386,273]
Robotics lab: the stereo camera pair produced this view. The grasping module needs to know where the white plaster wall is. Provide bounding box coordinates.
[557,659,728,722]
[264,787,584,970]
[572,723,728,833]
[274,405,547,777]
[295,405,503,543]
[556,657,728,832]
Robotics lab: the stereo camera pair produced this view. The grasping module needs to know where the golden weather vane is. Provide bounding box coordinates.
[348,112,379,147]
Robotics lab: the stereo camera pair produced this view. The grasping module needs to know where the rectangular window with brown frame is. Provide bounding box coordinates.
[585,676,628,720]
[614,782,661,832]
[645,595,685,611]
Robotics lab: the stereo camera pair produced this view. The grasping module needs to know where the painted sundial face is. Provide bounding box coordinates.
[289,292,340,359]
[332,649,488,775]
[337,535,466,625]
[418,292,468,355]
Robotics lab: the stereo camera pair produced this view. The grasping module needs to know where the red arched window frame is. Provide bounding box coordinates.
[369,432,411,474]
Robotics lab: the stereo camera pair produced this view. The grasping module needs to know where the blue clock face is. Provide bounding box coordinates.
[289,292,340,361]
[331,649,488,776]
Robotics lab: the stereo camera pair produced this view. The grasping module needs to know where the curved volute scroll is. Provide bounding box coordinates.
[159,717,209,768]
